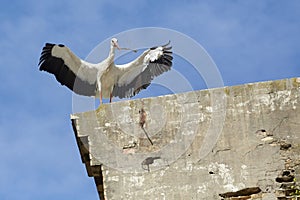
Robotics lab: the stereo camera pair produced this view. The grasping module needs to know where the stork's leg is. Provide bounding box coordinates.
[99,91,103,105]
[109,93,113,103]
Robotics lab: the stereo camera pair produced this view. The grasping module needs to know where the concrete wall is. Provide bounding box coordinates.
[72,78,300,200]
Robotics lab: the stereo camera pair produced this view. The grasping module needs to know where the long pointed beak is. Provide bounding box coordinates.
[113,41,120,50]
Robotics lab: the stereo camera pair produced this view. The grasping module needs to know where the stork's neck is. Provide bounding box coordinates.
[107,46,116,63]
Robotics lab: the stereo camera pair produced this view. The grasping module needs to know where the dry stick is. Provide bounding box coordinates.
[119,47,137,53]
[141,126,153,145]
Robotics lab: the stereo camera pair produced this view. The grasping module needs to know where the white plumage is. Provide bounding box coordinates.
[39,38,173,103]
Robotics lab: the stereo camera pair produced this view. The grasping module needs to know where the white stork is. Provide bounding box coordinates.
[39,38,172,104]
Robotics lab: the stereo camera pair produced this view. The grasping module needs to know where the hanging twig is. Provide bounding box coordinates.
[139,108,153,145]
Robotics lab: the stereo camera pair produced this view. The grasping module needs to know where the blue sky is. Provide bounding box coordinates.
[1,1,300,199]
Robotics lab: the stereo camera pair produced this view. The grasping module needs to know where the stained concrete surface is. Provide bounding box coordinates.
[72,77,300,200]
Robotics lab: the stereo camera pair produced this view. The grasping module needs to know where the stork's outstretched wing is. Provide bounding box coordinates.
[38,43,97,96]
[112,42,173,98]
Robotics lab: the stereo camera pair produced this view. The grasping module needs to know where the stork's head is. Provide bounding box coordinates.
[111,38,120,50]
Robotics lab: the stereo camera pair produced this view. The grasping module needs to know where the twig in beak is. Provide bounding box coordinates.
[119,47,137,53]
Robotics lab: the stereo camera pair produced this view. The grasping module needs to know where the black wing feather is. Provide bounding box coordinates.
[38,43,97,96]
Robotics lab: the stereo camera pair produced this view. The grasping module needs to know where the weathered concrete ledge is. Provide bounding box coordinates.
[71,77,300,200]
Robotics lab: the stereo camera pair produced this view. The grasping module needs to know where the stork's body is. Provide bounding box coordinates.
[38,38,173,104]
